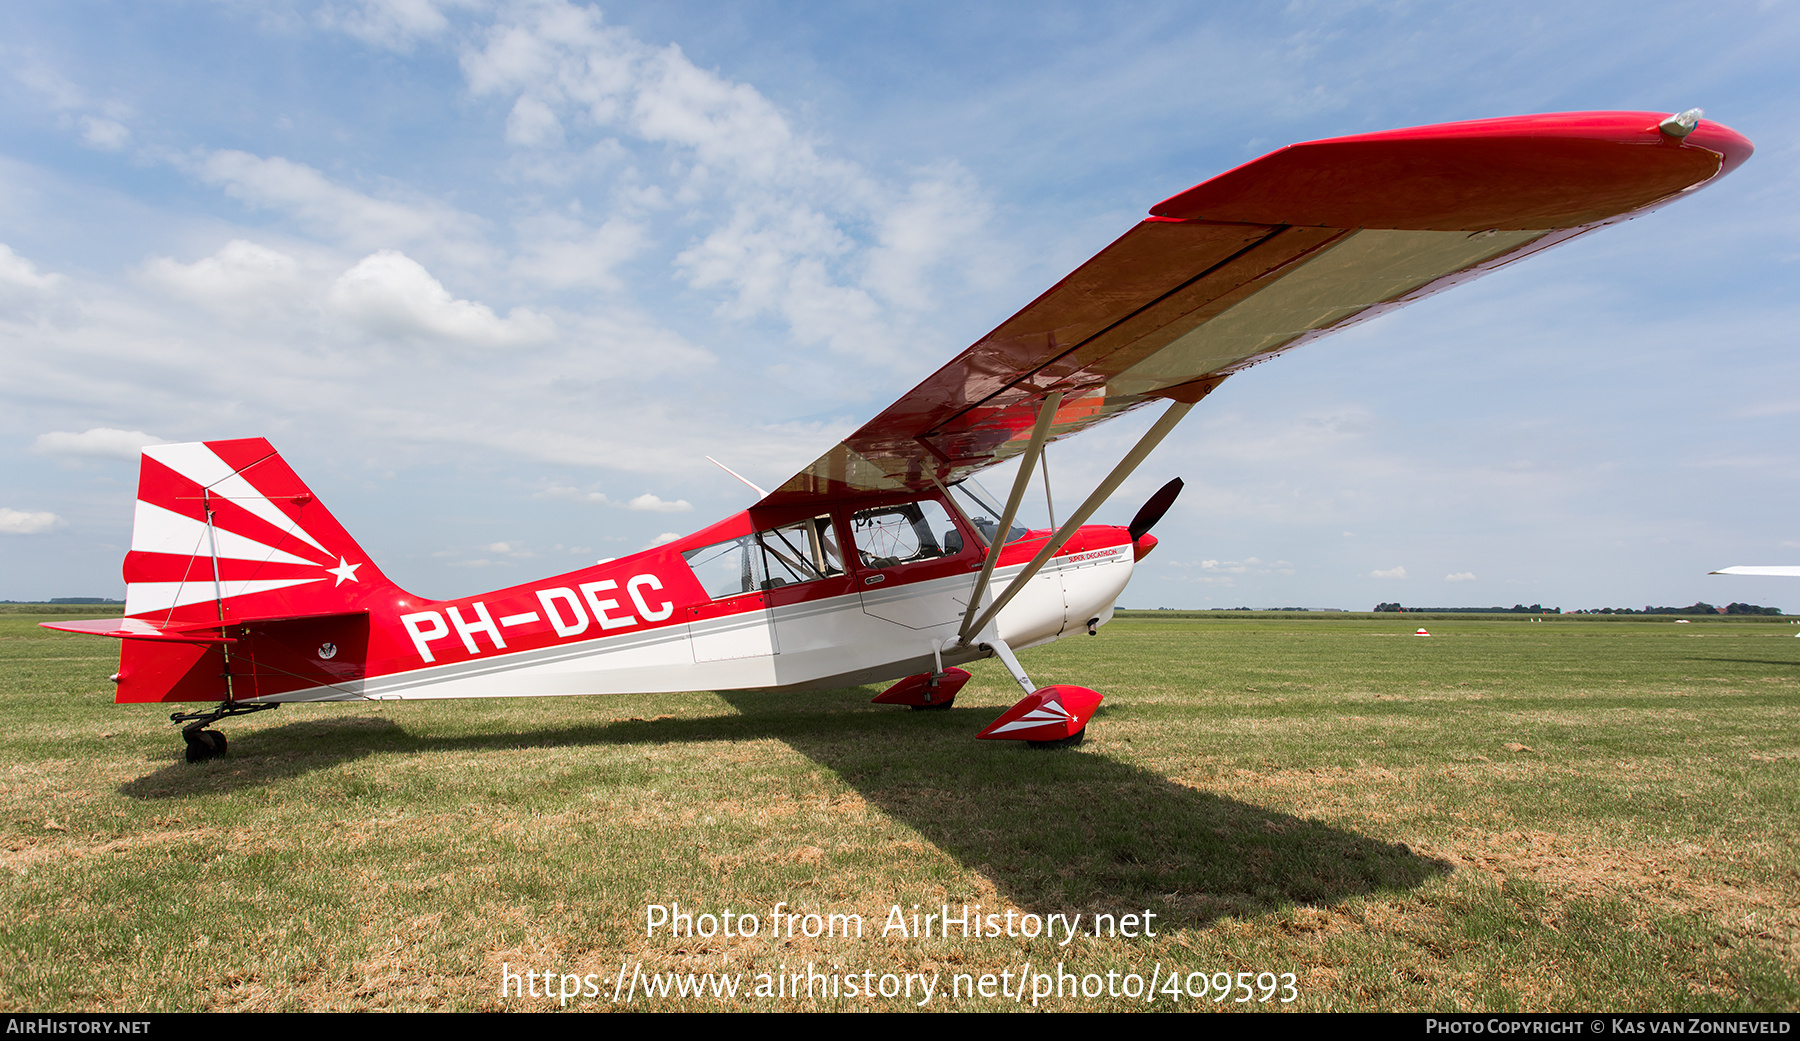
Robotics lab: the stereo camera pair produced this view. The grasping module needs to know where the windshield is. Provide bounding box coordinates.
[947,479,1029,547]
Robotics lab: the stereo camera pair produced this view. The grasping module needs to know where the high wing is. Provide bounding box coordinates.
[759,111,1753,508]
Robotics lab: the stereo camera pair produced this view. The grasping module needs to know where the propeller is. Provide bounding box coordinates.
[1127,477,1183,542]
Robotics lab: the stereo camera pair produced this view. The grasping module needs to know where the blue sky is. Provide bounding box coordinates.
[1,0,1796,612]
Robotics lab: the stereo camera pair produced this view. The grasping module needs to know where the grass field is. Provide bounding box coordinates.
[2,608,1795,1011]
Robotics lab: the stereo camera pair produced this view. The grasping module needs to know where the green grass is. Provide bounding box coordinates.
[1,611,1794,1011]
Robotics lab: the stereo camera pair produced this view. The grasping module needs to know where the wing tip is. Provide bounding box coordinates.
[1150,110,1754,230]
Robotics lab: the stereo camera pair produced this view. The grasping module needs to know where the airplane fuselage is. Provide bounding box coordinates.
[112,489,1137,706]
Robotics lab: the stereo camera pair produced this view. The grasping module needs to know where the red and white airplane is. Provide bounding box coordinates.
[46,110,1753,761]
[1709,567,1800,632]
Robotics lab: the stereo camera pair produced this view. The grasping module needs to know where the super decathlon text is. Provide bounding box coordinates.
[645,902,1157,944]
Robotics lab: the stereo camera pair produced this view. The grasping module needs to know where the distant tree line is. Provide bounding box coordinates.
[1375,601,1784,616]
[0,598,124,605]
[1567,602,1783,616]
[1374,603,1559,613]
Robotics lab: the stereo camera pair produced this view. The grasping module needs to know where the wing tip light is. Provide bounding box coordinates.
[1659,108,1704,139]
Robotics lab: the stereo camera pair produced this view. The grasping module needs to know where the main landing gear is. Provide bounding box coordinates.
[873,639,1103,746]
[871,667,971,710]
[872,636,1104,746]
[170,700,279,763]
[972,638,1104,748]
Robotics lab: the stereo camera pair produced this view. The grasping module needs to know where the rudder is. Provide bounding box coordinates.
[124,438,395,625]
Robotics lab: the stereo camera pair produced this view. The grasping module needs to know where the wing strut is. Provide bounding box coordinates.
[956,397,1196,648]
[957,392,1062,646]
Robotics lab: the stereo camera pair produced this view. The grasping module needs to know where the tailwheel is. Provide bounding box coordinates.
[171,698,276,763]
[183,727,226,763]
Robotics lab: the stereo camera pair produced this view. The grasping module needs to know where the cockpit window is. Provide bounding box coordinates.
[683,515,845,600]
[683,535,765,600]
[760,516,844,586]
[850,499,963,570]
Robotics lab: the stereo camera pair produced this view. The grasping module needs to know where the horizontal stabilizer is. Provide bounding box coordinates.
[41,617,236,645]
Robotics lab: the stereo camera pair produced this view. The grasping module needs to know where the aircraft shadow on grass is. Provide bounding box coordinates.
[1680,656,1800,670]
[715,689,1453,928]
[119,687,1450,927]
[118,714,407,800]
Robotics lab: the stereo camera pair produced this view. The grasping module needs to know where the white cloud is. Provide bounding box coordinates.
[535,484,609,504]
[79,116,129,151]
[648,532,683,548]
[320,0,468,51]
[627,493,692,513]
[504,95,565,147]
[438,537,536,568]
[1162,557,1295,585]
[11,61,87,111]
[32,428,168,460]
[11,59,134,150]
[327,250,553,346]
[1445,571,1478,582]
[141,240,308,309]
[1371,566,1407,579]
[864,164,993,311]
[459,0,991,365]
[511,217,645,291]
[196,151,483,257]
[462,7,817,181]
[1176,557,1293,575]
[0,508,63,535]
[1739,399,1800,418]
[0,244,63,293]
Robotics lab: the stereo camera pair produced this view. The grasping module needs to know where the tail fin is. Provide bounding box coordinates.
[123,438,396,625]
[43,438,404,703]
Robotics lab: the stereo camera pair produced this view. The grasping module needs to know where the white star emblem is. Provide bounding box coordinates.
[327,556,362,586]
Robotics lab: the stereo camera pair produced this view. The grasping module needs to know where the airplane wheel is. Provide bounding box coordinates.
[910,698,955,711]
[184,730,212,763]
[1028,728,1085,750]
[184,729,225,762]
